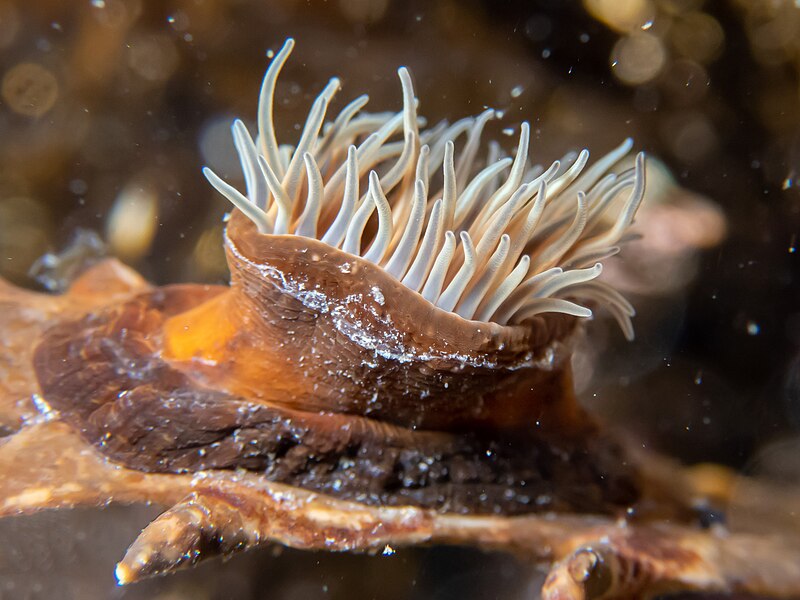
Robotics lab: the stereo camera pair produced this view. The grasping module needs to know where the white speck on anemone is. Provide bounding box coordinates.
[203,38,646,337]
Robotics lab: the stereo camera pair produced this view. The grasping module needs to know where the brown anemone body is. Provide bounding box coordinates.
[164,210,587,433]
[32,210,640,516]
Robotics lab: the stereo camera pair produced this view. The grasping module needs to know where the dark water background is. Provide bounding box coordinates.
[0,1,798,598]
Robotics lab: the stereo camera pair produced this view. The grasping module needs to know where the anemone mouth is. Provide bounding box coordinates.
[204,38,645,339]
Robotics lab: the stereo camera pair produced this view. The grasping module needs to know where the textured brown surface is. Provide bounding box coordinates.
[0,259,150,435]
[2,421,800,597]
[34,283,638,516]
[2,262,800,597]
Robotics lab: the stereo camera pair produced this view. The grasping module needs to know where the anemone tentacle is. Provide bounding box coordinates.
[204,38,645,335]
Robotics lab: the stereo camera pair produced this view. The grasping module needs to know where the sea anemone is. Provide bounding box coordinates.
[4,37,800,600]
[203,38,645,340]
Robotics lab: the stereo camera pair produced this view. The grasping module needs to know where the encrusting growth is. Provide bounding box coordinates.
[204,38,645,338]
